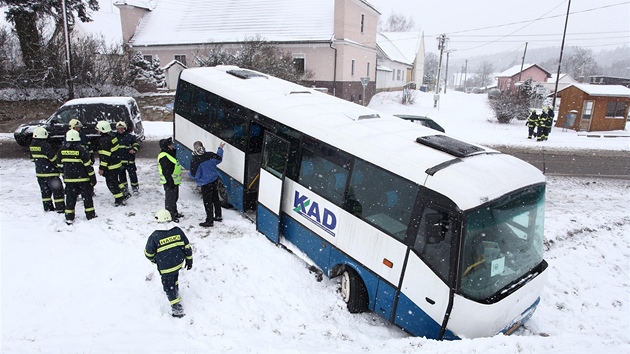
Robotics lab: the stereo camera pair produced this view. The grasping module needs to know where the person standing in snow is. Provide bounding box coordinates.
[536,108,548,142]
[188,141,225,227]
[157,137,183,222]
[115,121,141,195]
[144,209,193,318]
[526,108,538,139]
[96,121,129,206]
[29,127,65,213]
[542,106,554,141]
[68,118,94,164]
[57,129,97,225]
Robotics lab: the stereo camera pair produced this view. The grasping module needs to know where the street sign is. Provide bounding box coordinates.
[360,77,370,88]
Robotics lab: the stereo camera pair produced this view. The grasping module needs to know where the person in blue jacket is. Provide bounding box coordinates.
[144,209,193,318]
[189,140,225,227]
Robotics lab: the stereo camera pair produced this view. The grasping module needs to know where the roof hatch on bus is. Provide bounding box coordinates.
[226,69,268,79]
[343,112,381,121]
[416,135,486,158]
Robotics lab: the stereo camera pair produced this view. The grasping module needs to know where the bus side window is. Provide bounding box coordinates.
[414,207,455,281]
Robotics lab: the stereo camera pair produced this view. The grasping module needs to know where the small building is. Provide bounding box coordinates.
[162,60,187,90]
[496,63,551,94]
[375,31,425,92]
[588,75,630,88]
[555,84,630,132]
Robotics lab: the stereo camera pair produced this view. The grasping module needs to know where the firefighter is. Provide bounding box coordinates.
[57,129,97,225]
[542,106,554,141]
[115,121,140,195]
[536,108,548,142]
[68,118,94,164]
[144,209,193,318]
[158,137,183,222]
[96,120,129,206]
[29,127,65,213]
[526,108,538,139]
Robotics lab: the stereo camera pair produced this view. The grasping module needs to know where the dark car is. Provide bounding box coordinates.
[393,114,446,133]
[14,96,145,147]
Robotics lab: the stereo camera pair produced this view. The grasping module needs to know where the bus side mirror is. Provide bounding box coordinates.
[425,212,447,244]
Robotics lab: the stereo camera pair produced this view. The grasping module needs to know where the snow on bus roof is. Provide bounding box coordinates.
[180,67,544,210]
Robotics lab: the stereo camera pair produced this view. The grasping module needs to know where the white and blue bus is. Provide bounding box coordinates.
[172,66,548,340]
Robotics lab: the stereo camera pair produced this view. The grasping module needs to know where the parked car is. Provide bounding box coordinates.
[393,114,446,133]
[14,97,145,147]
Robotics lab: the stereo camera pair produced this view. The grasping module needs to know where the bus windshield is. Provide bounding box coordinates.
[459,184,545,301]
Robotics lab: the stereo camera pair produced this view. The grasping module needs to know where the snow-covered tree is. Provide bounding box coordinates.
[379,12,416,32]
[129,52,165,91]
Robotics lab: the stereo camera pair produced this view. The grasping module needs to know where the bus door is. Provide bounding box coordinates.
[256,132,290,244]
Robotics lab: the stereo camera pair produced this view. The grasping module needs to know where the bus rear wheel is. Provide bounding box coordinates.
[341,268,368,313]
[217,178,232,208]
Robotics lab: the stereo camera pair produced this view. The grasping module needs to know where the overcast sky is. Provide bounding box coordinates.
[368,0,630,57]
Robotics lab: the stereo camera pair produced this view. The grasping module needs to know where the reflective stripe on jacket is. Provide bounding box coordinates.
[157,152,182,185]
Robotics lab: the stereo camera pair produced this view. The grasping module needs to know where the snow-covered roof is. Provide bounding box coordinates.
[113,0,155,10]
[162,60,187,70]
[558,84,630,97]
[496,63,551,78]
[377,65,393,72]
[62,96,135,106]
[129,0,335,46]
[377,32,421,65]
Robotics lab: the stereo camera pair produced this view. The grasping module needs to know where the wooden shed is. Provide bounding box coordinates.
[555,84,630,132]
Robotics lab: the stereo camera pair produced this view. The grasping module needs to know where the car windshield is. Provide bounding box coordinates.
[459,184,545,301]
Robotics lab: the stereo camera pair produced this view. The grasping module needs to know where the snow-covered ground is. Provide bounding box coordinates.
[1,91,629,353]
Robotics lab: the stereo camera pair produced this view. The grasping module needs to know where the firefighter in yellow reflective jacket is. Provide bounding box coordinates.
[158,137,183,222]
[144,209,193,318]
[56,129,97,225]
[96,121,129,206]
[29,127,65,212]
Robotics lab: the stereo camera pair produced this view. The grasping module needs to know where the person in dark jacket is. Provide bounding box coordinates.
[536,109,548,142]
[541,106,554,141]
[57,129,97,225]
[526,108,538,139]
[115,121,140,195]
[144,209,193,318]
[29,127,65,212]
[158,138,183,222]
[68,118,94,164]
[96,121,128,206]
[188,141,225,227]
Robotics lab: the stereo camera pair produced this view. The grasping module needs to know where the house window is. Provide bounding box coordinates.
[366,62,370,77]
[293,54,305,74]
[606,101,628,118]
[143,54,153,63]
[397,69,401,81]
[361,14,365,34]
[174,55,187,66]
[351,60,355,77]
[392,70,395,80]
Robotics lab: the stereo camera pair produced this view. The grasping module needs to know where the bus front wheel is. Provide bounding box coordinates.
[341,268,368,313]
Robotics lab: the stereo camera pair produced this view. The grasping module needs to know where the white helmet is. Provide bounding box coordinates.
[96,121,112,133]
[66,129,81,142]
[116,121,127,130]
[69,118,83,129]
[33,126,49,139]
[154,209,172,223]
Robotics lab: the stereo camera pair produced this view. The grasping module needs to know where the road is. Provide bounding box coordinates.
[1,139,628,179]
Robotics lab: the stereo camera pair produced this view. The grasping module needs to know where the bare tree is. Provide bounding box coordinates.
[563,47,600,80]
[477,61,495,88]
[423,52,438,86]
[379,12,416,32]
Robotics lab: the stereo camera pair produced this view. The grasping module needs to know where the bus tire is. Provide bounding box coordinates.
[341,268,368,313]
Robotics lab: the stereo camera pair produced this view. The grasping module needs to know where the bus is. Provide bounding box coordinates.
[172,66,548,340]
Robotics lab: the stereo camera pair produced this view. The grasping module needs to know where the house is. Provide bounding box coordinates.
[555,84,630,132]
[588,75,630,88]
[496,63,551,93]
[538,73,576,95]
[114,0,380,104]
[375,31,425,92]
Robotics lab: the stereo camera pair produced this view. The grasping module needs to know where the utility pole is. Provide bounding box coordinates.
[434,34,447,108]
[444,49,455,94]
[463,59,468,93]
[61,0,74,99]
[552,0,571,110]
[518,42,528,83]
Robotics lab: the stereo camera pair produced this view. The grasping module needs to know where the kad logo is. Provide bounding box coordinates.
[292,191,337,236]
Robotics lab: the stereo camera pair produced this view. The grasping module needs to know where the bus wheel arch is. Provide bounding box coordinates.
[217,177,232,208]
[339,266,368,313]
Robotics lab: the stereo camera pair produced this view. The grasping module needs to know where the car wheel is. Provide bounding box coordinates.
[341,268,368,313]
